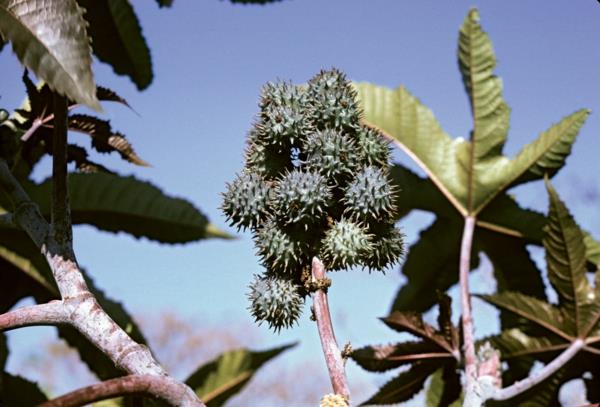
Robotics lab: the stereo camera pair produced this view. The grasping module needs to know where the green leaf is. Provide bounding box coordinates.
[78,0,152,90]
[54,270,148,381]
[425,367,462,407]
[351,341,449,373]
[478,293,570,338]
[360,362,438,406]
[489,329,566,360]
[544,179,591,335]
[26,173,232,243]
[509,110,590,188]
[68,114,149,166]
[391,218,478,313]
[185,343,295,406]
[0,0,100,110]
[458,8,510,161]
[1,372,48,406]
[354,83,469,215]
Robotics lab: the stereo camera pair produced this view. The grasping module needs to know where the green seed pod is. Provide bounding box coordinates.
[304,129,359,181]
[259,81,306,111]
[255,220,309,274]
[248,274,304,331]
[256,104,312,148]
[343,166,396,220]
[355,125,391,168]
[221,172,273,230]
[321,218,373,270]
[307,69,361,131]
[245,127,292,179]
[364,225,404,271]
[274,169,331,225]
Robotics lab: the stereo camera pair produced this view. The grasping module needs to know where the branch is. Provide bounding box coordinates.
[459,216,478,406]
[41,375,201,407]
[310,257,350,402]
[0,301,67,331]
[51,93,71,245]
[0,103,205,406]
[491,338,584,401]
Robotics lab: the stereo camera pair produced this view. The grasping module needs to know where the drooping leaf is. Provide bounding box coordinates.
[78,0,152,90]
[52,270,149,381]
[97,86,132,109]
[488,329,565,361]
[425,367,462,407]
[509,110,589,188]
[544,179,591,335]
[360,362,438,406]
[382,312,454,354]
[351,341,449,373]
[68,114,149,166]
[1,372,48,406]
[25,172,232,243]
[0,0,100,110]
[458,8,510,161]
[185,343,295,406]
[156,0,174,8]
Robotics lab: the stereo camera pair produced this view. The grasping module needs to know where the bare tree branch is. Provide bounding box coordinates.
[310,257,350,402]
[40,374,201,407]
[0,93,205,406]
[0,301,67,331]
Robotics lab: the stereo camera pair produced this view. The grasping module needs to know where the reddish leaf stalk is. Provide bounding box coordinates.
[310,257,350,401]
[459,216,478,403]
[0,301,66,331]
[40,374,201,407]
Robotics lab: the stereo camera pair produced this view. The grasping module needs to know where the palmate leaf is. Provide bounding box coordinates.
[0,0,100,110]
[185,343,295,406]
[78,0,152,90]
[68,114,149,166]
[544,179,593,335]
[25,172,232,243]
[360,362,439,406]
[425,367,462,407]
[1,372,47,406]
[382,311,454,354]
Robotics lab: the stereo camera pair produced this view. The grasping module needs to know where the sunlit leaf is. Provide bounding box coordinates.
[425,367,462,407]
[0,0,100,109]
[185,343,295,406]
[458,8,509,161]
[78,0,152,90]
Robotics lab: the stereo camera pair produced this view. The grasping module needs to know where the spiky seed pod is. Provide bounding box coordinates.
[320,394,349,407]
[248,274,304,331]
[306,69,361,131]
[221,172,273,230]
[275,169,331,225]
[244,127,292,179]
[321,218,373,270]
[255,220,309,274]
[256,104,312,147]
[364,225,404,271]
[355,125,391,168]
[259,81,306,111]
[343,166,396,220]
[304,129,359,181]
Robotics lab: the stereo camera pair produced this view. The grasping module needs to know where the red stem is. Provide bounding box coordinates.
[460,216,477,399]
[310,257,350,400]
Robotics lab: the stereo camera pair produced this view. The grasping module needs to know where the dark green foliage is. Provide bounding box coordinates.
[248,275,303,330]
[222,69,403,331]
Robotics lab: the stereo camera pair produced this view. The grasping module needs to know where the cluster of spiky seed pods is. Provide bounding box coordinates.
[222,69,404,331]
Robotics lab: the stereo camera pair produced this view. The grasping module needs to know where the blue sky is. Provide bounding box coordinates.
[2,1,600,404]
